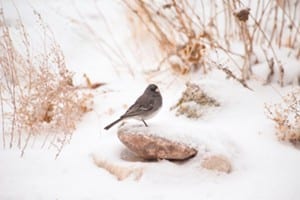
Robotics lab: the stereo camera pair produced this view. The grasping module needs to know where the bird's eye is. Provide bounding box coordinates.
[151,86,157,91]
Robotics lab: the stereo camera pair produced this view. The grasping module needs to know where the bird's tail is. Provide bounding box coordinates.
[104,118,123,130]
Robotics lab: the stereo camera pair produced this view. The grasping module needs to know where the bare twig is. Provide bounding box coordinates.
[209,60,252,90]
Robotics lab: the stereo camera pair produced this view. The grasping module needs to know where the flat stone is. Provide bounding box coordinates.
[117,126,197,161]
[201,154,232,173]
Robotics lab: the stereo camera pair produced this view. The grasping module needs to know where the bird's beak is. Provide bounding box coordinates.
[155,87,159,92]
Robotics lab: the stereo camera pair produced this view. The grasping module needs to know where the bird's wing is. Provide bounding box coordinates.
[122,97,154,117]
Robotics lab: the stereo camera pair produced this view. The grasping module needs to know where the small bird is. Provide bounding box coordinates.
[104,84,162,130]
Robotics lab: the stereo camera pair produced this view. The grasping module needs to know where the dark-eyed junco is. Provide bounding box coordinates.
[104,84,162,130]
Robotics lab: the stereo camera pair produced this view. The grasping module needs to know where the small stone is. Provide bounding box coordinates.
[117,126,197,161]
[201,154,232,173]
[120,149,145,162]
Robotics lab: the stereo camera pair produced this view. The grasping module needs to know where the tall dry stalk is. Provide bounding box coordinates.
[0,8,94,158]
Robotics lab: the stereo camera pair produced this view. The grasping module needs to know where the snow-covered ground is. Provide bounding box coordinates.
[1,1,300,200]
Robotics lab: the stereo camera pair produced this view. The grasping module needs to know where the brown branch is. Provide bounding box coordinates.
[210,60,253,91]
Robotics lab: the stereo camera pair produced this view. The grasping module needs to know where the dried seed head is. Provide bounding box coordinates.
[234,8,250,22]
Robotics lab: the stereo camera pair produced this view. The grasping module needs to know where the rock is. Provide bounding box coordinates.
[201,154,232,173]
[117,126,197,161]
[120,149,145,162]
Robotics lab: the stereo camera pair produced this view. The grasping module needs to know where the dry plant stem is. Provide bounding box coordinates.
[290,0,300,47]
[212,41,245,74]
[277,0,300,48]
[222,0,232,48]
[262,48,274,84]
[21,133,32,157]
[155,53,175,71]
[122,1,163,45]
[6,38,17,150]
[72,4,134,77]
[41,132,51,148]
[185,0,205,29]
[172,0,201,36]
[277,0,285,48]
[10,99,16,149]
[0,88,5,148]
[211,0,219,38]
[180,0,193,31]
[236,0,283,79]
[14,2,32,73]
[219,66,252,91]
[269,2,278,46]
[136,0,172,48]
[251,0,298,66]
[278,64,284,87]
[199,0,206,26]
[93,1,135,76]
[249,14,282,76]
[253,0,272,44]
[172,0,189,36]
[228,2,253,80]
[210,60,252,90]
[240,21,252,80]
[48,132,59,150]
[55,134,67,159]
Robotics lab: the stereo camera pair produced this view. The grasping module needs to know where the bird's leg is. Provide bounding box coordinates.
[142,119,148,127]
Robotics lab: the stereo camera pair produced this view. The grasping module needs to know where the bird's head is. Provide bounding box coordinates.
[147,84,160,93]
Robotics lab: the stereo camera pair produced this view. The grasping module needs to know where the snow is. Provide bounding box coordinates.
[1,1,300,200]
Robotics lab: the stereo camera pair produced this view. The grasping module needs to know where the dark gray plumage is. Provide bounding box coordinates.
[104,84,162,130]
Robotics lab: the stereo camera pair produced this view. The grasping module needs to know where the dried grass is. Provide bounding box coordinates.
[0,8,94,157]
[265,87,300,145]
[171,82,220,118]
[124,0,300,87]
